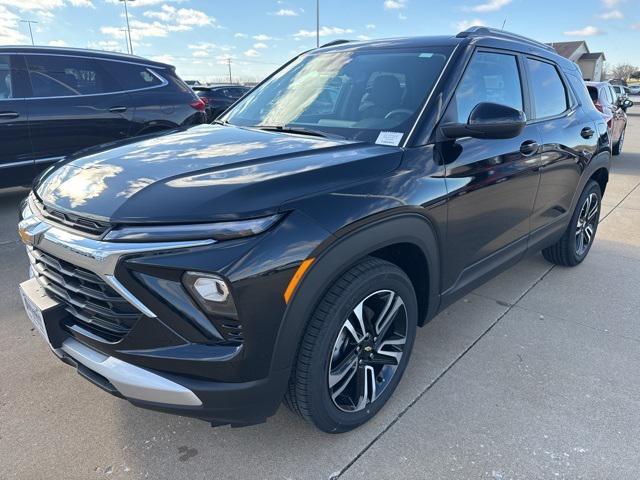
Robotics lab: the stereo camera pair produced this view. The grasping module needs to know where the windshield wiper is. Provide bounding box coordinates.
[252,125,343,140]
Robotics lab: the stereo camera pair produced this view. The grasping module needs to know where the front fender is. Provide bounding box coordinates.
[270,212,442,373]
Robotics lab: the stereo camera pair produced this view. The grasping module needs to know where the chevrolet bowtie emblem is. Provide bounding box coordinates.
[18,218,50,246]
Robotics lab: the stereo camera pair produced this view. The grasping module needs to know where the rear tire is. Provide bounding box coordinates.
[285,257,417,433]
[613,127,625,156]
[542,180,601,267]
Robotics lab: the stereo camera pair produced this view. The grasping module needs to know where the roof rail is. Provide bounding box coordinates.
[457,26,555,52]
[319,39,351,48]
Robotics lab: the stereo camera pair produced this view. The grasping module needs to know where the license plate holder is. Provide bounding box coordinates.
[19,277,66,347]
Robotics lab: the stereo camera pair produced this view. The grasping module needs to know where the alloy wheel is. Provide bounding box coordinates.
[576,192,599,256]
[328,290,408,412]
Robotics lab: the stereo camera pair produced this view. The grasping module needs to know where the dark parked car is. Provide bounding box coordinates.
[0,47,206,188]
[18,28,611,433]
[586,81,631,154]
[193,85,250,121]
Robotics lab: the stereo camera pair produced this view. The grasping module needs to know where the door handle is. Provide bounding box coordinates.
[0,111,19,119]
[519,140,539,156]
[109,106,127,113]
[581,127,595,139]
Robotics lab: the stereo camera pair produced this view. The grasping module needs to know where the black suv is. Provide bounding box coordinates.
[0,47,206,188]
[18,28,610,433]
[193,85,251,122]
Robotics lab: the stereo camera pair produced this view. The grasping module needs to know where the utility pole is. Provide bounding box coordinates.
[119,0,135,55]
[120,29,130,54]
[20,20,38,46]
[316,0,320,47]
[227,58,232,84]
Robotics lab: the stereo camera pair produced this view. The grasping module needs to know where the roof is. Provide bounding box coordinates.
[547,41,587,59]
[580,52,606,61]
[0,45,173,69]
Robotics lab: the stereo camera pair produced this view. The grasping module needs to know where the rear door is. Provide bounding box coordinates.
[0,54,33,187]
[525,58,598,238]
[24,53,133,173]
[607,84,626,142]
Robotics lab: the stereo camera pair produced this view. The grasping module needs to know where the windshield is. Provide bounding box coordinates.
[222,47,452,144]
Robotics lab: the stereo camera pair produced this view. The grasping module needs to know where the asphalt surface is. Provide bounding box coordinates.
[2,103,640,479]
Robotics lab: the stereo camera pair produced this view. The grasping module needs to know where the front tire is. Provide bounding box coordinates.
[285,257,417,433]
[542,180,601,267]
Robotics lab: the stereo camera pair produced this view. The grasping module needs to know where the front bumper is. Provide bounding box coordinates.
[20,275,289,425]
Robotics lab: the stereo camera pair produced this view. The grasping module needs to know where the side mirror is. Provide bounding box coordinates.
[623,99,634,109]
[441,102,526,140]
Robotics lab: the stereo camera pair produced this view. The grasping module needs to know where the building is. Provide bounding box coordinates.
[547,41,606,81]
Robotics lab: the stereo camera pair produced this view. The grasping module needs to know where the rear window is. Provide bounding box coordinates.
[587,86,598,102]
[526,58,568,119]
[26,55,121,97]
[100,61,164,91]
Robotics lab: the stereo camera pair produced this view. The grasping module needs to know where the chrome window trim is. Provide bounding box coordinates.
[19,200,214,318]
[0,156,63,169]
[8,54,169,100]
[403,43,459,148]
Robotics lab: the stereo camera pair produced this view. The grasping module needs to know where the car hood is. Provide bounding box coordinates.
[35,124,402,223]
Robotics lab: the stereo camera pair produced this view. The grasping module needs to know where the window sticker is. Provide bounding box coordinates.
[375,131,404,146]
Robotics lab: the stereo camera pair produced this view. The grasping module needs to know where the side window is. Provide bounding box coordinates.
[0,55,13,100]
[449,51,523,123]
[101,61,163,91]
[26,55,118,97]
[526,58,569,119]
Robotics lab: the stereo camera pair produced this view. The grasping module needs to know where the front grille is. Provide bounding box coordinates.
[36,199,111,237]
[27,247,142,341]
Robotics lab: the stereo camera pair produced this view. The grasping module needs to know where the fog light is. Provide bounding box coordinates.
[183,272,238,319]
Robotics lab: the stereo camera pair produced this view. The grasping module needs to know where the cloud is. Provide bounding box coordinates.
[253,42,268,49]
[143,5,215,27]
[244,49,260,57]
[87,39,122,51]
[601,0,623,6]
[293,26,353,38]
[631,22,640,30]
[192,50,208,57]
[0,0,94,11]
[599,9,623,19]
[357,35,371,40]
[188,42,216,50]
[67,0,93,6]
[105,0,186,7]
[0,5,26,44]
[274,8,297,16]
[234,32,248,38]
[366,24,376,29]
[398,12,407,20]
[384,0,407,9]
[464,0,511,12]
[564,25,604,36]
[253,34,272,41]
[48,39,67,46]
[454,19,486,31]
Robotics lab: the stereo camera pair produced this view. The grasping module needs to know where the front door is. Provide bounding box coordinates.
[439,50,541,295]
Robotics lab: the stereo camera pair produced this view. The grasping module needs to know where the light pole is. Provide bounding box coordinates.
[316,0,320,47]
[119,0,135,55]
[227,58,232,84]
[120,29,130,54]
[20,20,38,46]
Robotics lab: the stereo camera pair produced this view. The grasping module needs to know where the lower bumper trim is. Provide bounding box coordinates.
[60,338,202,407]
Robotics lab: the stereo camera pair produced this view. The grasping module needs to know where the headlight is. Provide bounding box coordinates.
[103,214,283,242]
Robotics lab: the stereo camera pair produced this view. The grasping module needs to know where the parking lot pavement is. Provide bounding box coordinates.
[1,108,640,480]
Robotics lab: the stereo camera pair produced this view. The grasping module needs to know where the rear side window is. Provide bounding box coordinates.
[100,61,164,91]
[587,86,598,102]
[449,51,523,123]
[26,55,120,97]
[0,55,12,99]
[526,58,568,119]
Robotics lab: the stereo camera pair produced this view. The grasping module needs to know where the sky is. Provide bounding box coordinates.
[0,0,639,82]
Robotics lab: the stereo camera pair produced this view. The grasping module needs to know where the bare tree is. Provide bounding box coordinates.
[606,63,638,82]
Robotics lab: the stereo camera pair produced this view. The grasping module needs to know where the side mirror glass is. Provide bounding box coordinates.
[441,102,526,140]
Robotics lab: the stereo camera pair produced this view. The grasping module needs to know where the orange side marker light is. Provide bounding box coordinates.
[283,258,314,304]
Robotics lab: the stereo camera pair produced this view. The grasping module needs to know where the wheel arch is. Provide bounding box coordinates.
[270,212,441,373]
